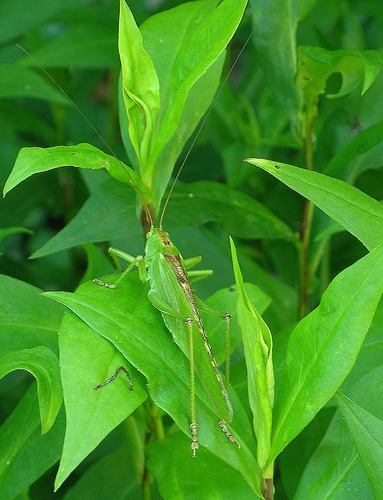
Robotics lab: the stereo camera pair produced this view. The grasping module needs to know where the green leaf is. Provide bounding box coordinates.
[270,242,383,462]
[0,274,63,356]
[44,273,260,495]
[336,392,383,498]
[230,238,274,476]
[324,117,383,182]
[295,366,383,498]
[118,0,160,170]
[247,158,383,250]
[80,244,115,285]
[53,305,148,489]
[144,54,225,212]
[249,0,303,131]
[149,0,247,170]
[0,346,62,434]
[3,143,145,197]
[340,301,383,393]
[166,181,297,242]
[29,178,141,259]
[0,386,65,498]
[32,178,296,260]
[298,46,382,99]
[147,432,261,499]
[296,45,382,142]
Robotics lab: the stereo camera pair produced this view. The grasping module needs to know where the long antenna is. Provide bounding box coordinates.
[16,44,153,229]
[158,27,255,228]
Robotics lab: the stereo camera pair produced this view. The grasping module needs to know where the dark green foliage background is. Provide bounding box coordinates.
[1,0,383,498]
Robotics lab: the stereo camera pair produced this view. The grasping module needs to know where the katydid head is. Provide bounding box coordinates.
[145,227,180,258]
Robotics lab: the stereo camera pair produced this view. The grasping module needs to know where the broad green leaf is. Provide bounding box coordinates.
[295,366,383,498]
[247,158,383,250]
[249,0,304,131]
[0,65,69,104]
[30,178,141,259]
[230,238,273,476]
[166,181,297,242]
[45,273,260,495]
[0,274,63,356]
[298,46,382,99]
[336,392,383,498]
[0,346,62,434]
[296,45,382,142]
[270,242,383,462]
[119,0,160,170]
[144,54,225,213]
[3,143,145,197]
[0,386,65,498]
[277,407,334,499]
[324,117,383,182]
[340,300,383,393]
[147,432,261,499]
[149,0,247,170]
[54,306,148,489]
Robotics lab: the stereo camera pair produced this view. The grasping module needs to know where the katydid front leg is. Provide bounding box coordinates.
[93,248,148,288]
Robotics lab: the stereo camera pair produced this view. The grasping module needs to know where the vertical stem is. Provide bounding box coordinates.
[142,403,166,500]
[263,476,274,500]
[224,314,231,391]
[299,115,315,318]
[142,427,153,500]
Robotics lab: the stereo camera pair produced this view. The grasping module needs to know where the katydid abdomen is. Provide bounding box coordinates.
[145,227,239,455]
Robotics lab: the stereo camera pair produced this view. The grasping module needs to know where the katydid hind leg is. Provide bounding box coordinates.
[195,296,233,394]
[186,317,199,457]
[185,314,240,452]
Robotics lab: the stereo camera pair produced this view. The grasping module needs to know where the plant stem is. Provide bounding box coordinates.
[142,460,152,500]
[141,403,165,499]
[263,477,274,500]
